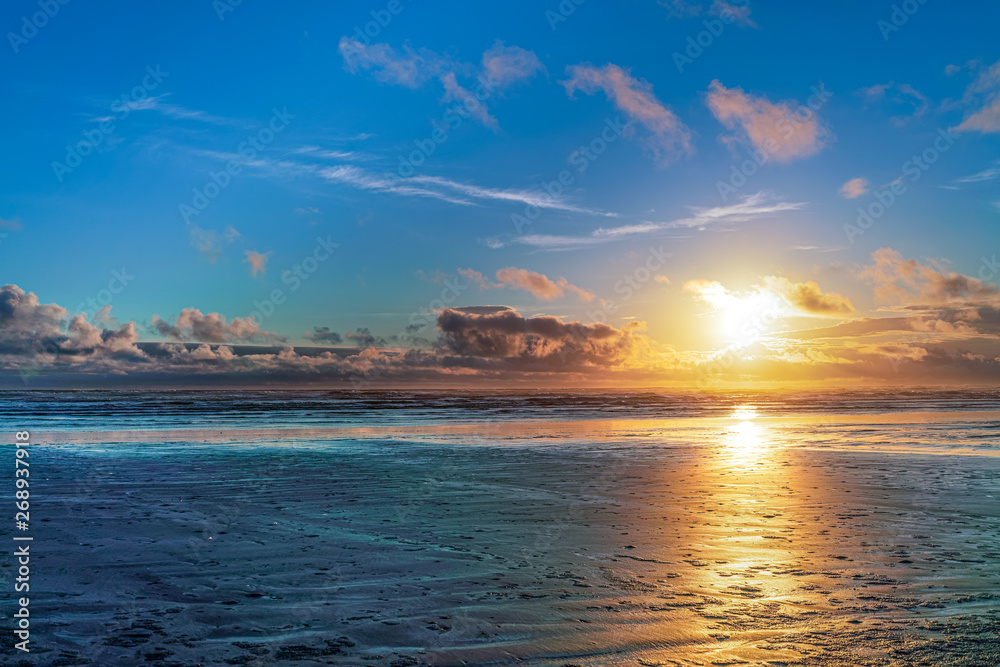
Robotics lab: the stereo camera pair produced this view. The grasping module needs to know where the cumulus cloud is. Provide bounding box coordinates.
[436,307,650,368]
[858,248,1000,306]
[338,38,543,130]
[706,80,829,162]
[763,276,856,316]
[150,308,285,343]
[0,284,141,363]
[685,275,855,320]
[244,250,271,278]
[840,177,869,199]
[562,63,693,165]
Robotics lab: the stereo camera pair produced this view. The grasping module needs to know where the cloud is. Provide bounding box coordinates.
[338,39,443,87]
[709,1,756,27]
[504,192,803,250]
[439,71,498,129]
[345,327,383,348]
[244,250,271,278]
[562,63,693,165]
[460,267,595,301]
[190,225,241,262]
[953,58,1000,134]
[860,82,929,125]
[659,0,756,27]
[0,217,22,231]
[436,307,650,368]
[658,0,703,18]
[684,275,855,319]
[706,80,829,161]
[150,308,284,343]
[763,276,856,316]
[304,327,342,344]
[955,161,1000,183]
[5,283,1000,387]
[0,284,140,360]
[598,192,804,234]
[123,94,243,127]
[858,248,1000,306]
[338,38,543,130]
[481,41,545,88]
[840,177,869,199]
[495,268,594,301]
[319,165,615,215]
[457,268,493,289]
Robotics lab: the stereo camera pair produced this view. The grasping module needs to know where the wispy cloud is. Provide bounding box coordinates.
[505,192,802,249]
[190,225,242,262]
[955,161,1000,183]
[859,82,929,126]
[953,58,1000,134]
[659,0,757,27]
[562,63,693,166]
[124,94,244,127]
[319,165,615,215]
[319,166,475,206]
[338,38,543,130]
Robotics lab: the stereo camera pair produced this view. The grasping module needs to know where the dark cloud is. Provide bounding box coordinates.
[436,307,649,368]
[304,327,343,344]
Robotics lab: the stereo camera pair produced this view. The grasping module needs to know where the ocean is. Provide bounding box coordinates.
[1,389,998,665]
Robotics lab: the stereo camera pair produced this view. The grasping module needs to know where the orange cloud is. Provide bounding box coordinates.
[706,80,829,161]
[839,177,869,199]
[495,267,594,302]
[460,267,594,302]
[562,63,693,165]
[858,248,1000,306]
[685,275,854,318]
[244,250,271,278]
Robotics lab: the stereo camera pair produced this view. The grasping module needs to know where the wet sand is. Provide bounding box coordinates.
[3,415,1000,665]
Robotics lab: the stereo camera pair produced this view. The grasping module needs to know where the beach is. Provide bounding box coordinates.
[1,392,999,665]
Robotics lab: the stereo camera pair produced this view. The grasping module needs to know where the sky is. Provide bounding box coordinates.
[2,0,1000,387]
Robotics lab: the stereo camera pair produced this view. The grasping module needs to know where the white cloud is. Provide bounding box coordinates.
[319,165,616,215]
[508,192,803,249]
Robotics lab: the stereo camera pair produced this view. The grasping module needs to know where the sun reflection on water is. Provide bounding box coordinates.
[726,405,763,450]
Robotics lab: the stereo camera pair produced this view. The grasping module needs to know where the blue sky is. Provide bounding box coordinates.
[2,0,1000,386]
